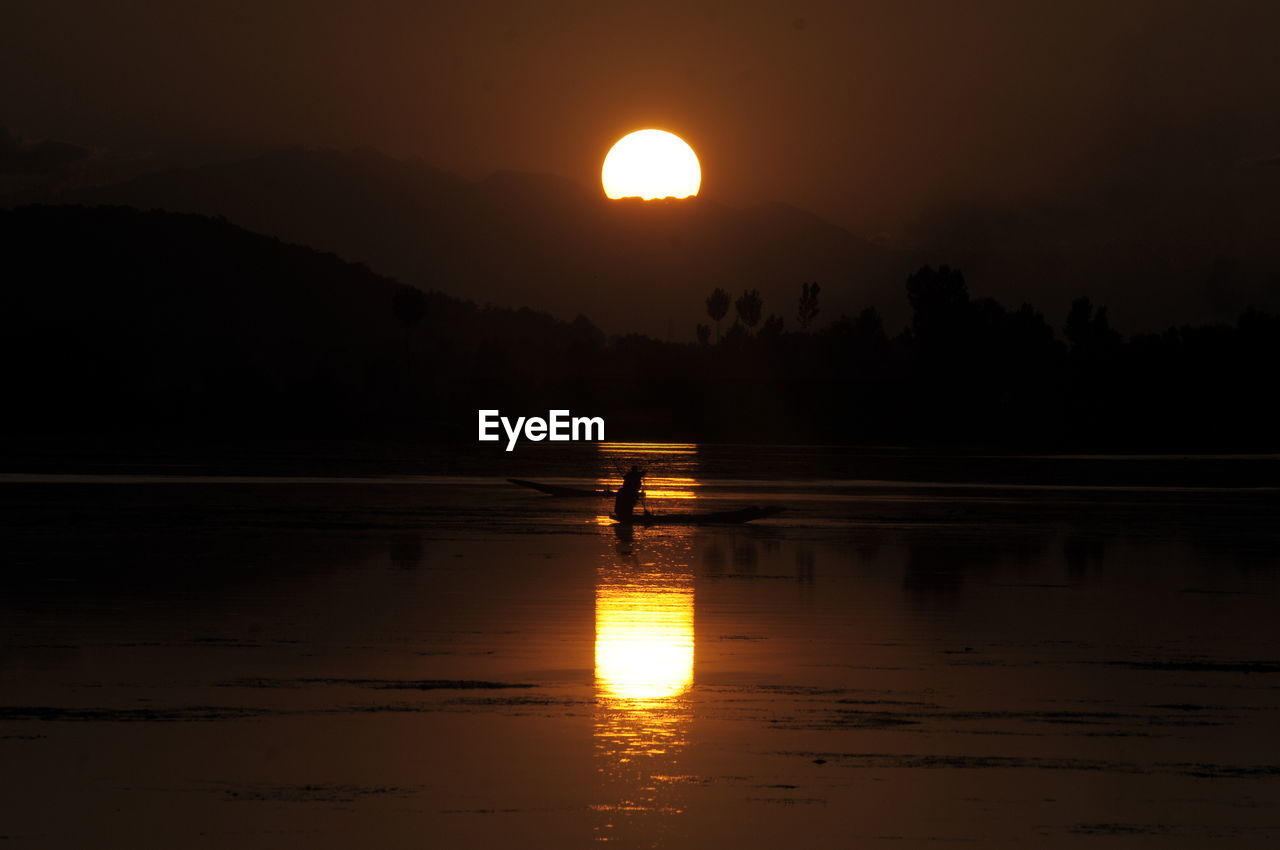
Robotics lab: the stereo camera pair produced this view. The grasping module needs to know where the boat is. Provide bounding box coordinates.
[508,478,615,498]
[508,478,783,524]
[616,506,784,526]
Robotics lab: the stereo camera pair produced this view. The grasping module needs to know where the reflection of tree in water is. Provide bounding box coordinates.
[702,541,725,574]
[386,534,424,569]
[702,531,818,581]
[854,530,884,562]
[793,544,816,583]
[902,543,971,603]
[732,538,759,573]
[1063,534,1106,579]
[902,531,1052,606]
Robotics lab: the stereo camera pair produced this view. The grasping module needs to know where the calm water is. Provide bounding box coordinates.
[2,444,1279,848]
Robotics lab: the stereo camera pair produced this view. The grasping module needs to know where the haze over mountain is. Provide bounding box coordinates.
[12,146,1280,336]
[49,148,902,338]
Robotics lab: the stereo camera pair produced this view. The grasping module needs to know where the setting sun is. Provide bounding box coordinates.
[601,129,701,200]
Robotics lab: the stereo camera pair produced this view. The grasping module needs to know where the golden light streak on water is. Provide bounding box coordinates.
[592,550,695,838]
[595,568,694,702]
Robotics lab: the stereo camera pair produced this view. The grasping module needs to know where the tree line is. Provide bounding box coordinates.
[4,205,1276,450]
[404,263,1278,448]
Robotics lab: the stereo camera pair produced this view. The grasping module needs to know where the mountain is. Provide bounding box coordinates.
[0,205,604,438]
[16,146,1280,336]
[54,148,909,337]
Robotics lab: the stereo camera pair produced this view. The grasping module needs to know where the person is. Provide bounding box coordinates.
[613,465,644,521]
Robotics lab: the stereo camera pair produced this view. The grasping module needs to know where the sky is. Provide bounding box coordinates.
[4,0,1280,239]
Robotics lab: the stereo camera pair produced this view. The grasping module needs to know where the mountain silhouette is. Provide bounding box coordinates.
[0,204,601,438]
[58,148,908,337]
[37,146,1280,336]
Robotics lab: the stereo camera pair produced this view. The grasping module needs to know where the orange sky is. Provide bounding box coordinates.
[5,0,1279,237]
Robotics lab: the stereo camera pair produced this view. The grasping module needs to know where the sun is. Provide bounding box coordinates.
[601,129,701,200]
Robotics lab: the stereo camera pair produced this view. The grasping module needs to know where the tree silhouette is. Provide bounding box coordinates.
[393,284,428,369]
[846,306,888,366]
[759,313,785,340]
[696,323,711,346]
[906,265,969,341]
[735,289,764,331]
[706,287,730,340]
[851,306,885,340]
[905,265,973,378]
[1065,296,1120,354]
[798,281,821,330]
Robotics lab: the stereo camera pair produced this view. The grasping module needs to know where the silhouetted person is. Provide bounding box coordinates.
[613,465,644,522]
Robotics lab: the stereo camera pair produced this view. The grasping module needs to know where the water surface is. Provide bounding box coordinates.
[2,444,1278,847]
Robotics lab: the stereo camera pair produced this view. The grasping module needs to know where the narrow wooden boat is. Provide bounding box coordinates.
[508,478,615,498]
[616,506,784,526]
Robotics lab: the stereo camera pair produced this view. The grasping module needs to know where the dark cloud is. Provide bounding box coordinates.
[0,127,92,176]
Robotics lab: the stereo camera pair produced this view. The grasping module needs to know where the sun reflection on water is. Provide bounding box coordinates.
[595,565,694,705]
[592,522,696,839]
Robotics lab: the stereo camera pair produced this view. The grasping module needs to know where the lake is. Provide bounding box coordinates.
[2,443,1278,847]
